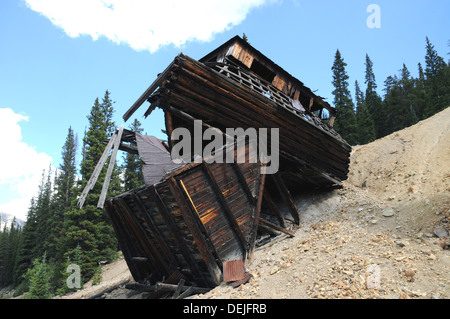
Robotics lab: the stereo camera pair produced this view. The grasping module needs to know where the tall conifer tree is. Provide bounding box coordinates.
[331,50,358,145]
[364,54,386,138]
[123,118,144,191]
[355,80,375,144]
[64,90,119,281]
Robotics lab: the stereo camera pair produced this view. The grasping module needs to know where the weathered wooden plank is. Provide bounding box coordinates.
[259,217,295,237]
[131,193,179,269]
[271,173,299,225]
[148,185,209,286]
[168,177,222,286]
[122,59,177,122]
[77,131,117,209]
[105,200,144,281]
[166,74,350,179]
[202,162,248,254]
[247,166,266,258]
[115,197,167,278]
[263,188,287,228]
[98,125,124,209]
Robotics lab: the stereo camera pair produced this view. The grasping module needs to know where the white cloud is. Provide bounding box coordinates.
[24,0,268,53]
[0,108,53,220]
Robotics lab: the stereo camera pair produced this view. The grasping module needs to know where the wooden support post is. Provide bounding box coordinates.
[247,166,266,259]
[105,200,146,281]
[202,161,248,253]
[309,97,314,111]
[77,131,117,209]
[122,59,177,122]
[168,177,222,286]
[115,197,167,278]
[271,173,300,225]
[263,188,287,229]
[98,125,124,209]
[131,193,179,271]
[259,217,295,237]
[231,162,256,205]
[148,185,209,286]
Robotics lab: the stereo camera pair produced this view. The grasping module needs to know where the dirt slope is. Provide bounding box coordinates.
[65,107,450,299]
[200,106,450,299]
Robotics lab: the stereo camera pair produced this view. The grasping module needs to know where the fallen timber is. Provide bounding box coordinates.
[80,36,351,297]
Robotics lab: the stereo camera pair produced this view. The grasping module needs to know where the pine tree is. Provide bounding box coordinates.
[398,64,419,126]
[51,127,78,263]
[14,198,38,288]
[364,54,386,138]
[123,118,144,191]
[383,65,419,135]
[0,221,23,288]
[424,37,449,116]
[65,90,119,280]
[0,224,9,286]
[412,62,428,120]
[24,253,52,299]
[355,80,375,144]
[34,168,53,260]
[331,49,358,145]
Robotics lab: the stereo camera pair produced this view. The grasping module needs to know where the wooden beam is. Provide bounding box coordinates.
[147,185,208,286]
[263,188,287,228]
[98,125,124,209]
[231,162,256,205]
[77,131,117,209]
[247,166,266,259]
[259,217,295,237]
[132,193,178,269]
[105,200,146,281]
[115,197,167,278]
[202,161,248,254]
[271,173,300,225]
[168,177,222,286]
[123,59,177,122]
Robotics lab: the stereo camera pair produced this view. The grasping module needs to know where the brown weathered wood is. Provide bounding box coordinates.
[168,177,222,286]
[247,166,266,259]
[122,59,177,122]
[105,200,149,281]
[98,125,124,209]
[259,217,294,237]
[271,173,299,225]
[115,197,168,278]
[131,193,178,268]
[77,131,117,209]
[202,161,248,253]
[147,185,209,286]
[167,65,350,178]
[232,162,256,205]
[263,188,287,228]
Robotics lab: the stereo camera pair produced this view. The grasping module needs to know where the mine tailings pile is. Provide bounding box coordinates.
[78,36,351,298]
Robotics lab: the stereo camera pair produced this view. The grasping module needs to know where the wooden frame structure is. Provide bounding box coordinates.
[78,36,352,296]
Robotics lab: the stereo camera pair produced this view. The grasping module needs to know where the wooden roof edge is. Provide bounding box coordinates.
[199,35,335,114]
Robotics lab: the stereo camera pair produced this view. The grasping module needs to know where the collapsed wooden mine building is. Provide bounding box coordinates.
[80,36,351,296]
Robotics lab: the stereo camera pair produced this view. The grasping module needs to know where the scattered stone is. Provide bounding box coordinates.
[404,269,415,277]
[434,226,449,238]
[383,209,395,217]
[404,269,415,282]
[395,240,406,248]
[366,264,381,290]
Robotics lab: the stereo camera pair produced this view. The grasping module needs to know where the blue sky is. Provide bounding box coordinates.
[1,0,449,220]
